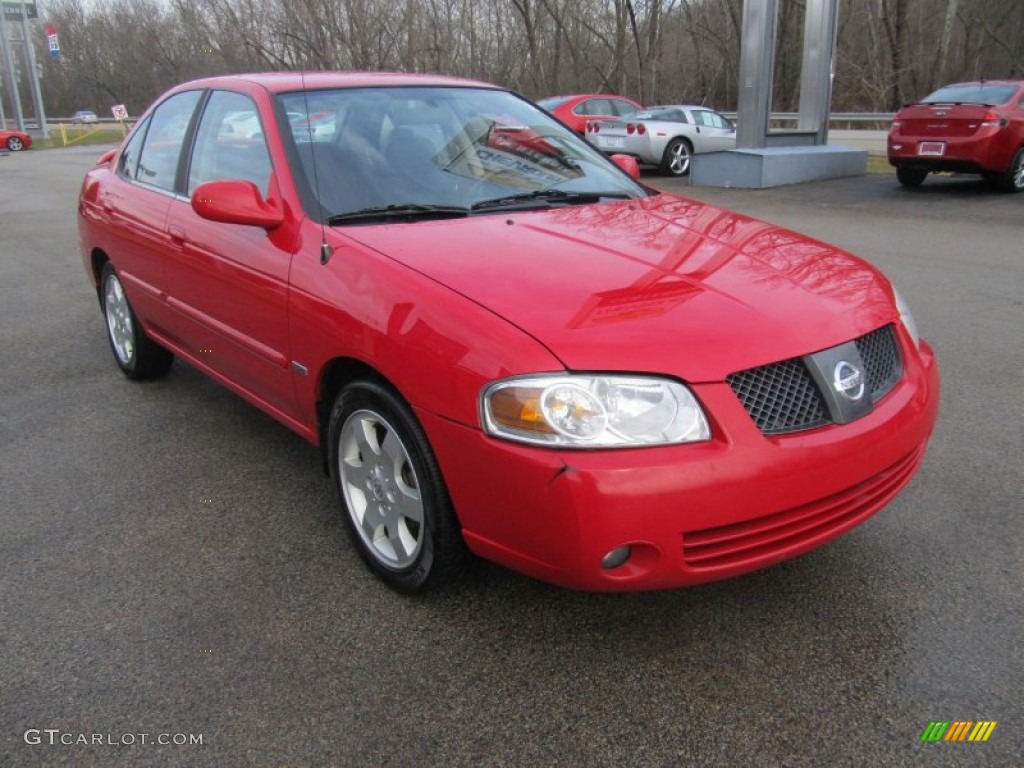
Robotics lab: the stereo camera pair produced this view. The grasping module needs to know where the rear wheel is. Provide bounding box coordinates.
[100,262,173,379]
[6,136,24,151]
[660,137,692,177]
[896,166,928,187]
[996,148,1024,193]
[328,380,466,593]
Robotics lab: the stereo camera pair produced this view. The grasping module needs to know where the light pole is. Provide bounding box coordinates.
[0,3,27,132]
[19,0,46,137]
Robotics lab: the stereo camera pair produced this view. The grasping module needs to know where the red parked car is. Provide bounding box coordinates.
[79,73,939,593]
[888,80,1024,191]
[537,93,642,135]
[1,128,31,151]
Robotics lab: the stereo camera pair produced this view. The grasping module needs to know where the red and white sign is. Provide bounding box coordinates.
[46,24,59,57]
[111,104,129,121]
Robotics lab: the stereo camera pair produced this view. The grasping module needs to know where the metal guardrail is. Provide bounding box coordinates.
[721,112,895,127]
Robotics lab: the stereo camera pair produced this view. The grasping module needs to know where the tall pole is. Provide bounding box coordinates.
[19,0,45,136]
[0,4,26,132]
[0,71,7,128]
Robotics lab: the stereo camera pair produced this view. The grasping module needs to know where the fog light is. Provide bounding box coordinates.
[601,545,632,569]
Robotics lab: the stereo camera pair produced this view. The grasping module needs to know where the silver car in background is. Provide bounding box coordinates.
[586,105,737,176]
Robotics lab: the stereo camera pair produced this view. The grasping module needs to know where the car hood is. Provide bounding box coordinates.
[342,193,897,382]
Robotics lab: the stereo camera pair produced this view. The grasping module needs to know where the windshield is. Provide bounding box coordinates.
[921,83,1018,105]
[278,86,646,222]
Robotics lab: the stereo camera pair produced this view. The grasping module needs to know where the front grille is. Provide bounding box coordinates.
[727,324,903,435]
[855,325,902,401]
[727,360,828,435]
[682,446,924,569]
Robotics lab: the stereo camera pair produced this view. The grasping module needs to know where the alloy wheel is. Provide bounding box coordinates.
[669,142,691,175]
[104,274,135,365]
[337,409,425,569]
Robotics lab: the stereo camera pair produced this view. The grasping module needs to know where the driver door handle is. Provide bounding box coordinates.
[168,225,186,247]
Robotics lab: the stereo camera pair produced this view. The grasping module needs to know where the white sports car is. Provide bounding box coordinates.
[586,105,737,176]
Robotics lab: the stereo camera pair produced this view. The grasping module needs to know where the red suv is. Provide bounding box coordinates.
[888,80,1024,191]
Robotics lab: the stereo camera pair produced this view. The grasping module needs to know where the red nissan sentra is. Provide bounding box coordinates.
[78,73,939,592]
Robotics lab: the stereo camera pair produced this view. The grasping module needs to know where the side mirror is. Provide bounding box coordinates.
[191,180,283,229]
[610,153,641,180]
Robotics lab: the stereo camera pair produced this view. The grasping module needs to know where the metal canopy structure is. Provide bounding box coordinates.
[694,0,863,188]
[736,0,841,148]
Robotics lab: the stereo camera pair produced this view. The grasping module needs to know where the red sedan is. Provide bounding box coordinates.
[888,79,1024,191]
[1,128,32,151]
[78,73,939,593]
[537,93,642,135]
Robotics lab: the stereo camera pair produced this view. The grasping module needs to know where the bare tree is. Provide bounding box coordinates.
[33,0,1024,118]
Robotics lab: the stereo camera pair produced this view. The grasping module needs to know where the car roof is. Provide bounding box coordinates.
[546,94,640,102]
[167,71,500,94]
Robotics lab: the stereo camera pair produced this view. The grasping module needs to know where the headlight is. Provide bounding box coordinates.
[893,288,920,348]
[481,374,711,448]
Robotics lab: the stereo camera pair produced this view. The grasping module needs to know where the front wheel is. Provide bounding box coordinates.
[659,138,692,177]
[995,148,1024,193]
[896,166,928,187]
[328,380,466,593]
[100,262,173,379]
[7,136,24,151]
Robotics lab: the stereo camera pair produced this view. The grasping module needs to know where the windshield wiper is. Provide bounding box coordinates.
[327,203,471,225]
[471,189,634,212]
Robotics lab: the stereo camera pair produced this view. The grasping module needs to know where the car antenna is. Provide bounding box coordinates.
[299,69,333,265]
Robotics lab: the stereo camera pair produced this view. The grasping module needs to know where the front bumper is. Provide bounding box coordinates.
[421,341,939,591]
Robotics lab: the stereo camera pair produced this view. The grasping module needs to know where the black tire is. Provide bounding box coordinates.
[896,166,928,187]
[995,147,1024,193]
[99,262,174,379]
[7,136,24,151]
[659,137,692,177]
[328,380,466,593]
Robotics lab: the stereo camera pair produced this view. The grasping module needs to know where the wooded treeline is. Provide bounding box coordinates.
[28,0,1024,118]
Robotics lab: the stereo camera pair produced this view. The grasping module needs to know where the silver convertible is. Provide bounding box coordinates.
[586,105,737,176]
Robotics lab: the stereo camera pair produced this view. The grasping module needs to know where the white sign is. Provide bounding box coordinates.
[111,104,128,121]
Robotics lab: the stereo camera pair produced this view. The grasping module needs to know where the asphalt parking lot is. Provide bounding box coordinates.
[2,145,1021,767]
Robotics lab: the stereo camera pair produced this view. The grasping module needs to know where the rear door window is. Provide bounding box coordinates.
[611,99,638,116]
[576,99,615,117]
[135,90,202,193]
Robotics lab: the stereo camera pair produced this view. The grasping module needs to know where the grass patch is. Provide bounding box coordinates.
[33,126,127,150]
[866,153,894,175]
